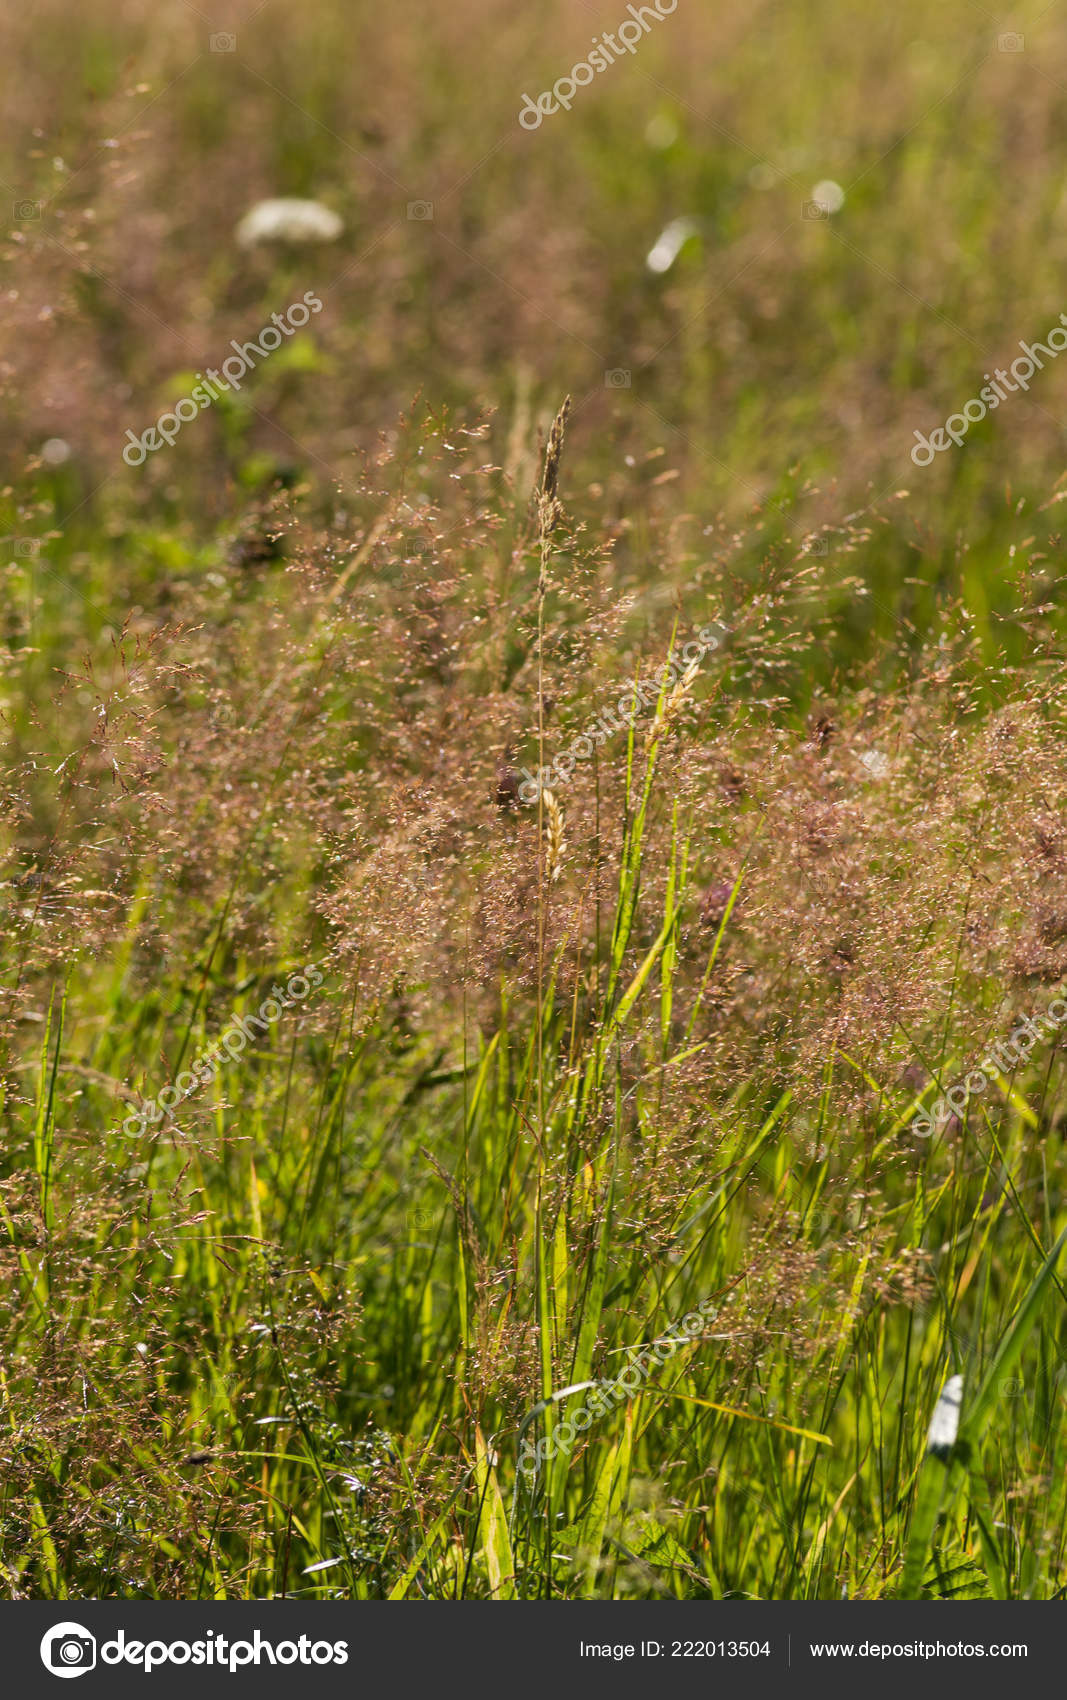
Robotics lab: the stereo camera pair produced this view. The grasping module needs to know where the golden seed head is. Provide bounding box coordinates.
[654,654,702,734]
[541,788,566,882]
[536,396,572,578]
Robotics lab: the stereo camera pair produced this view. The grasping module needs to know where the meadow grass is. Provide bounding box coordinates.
[2,0,1067,1602]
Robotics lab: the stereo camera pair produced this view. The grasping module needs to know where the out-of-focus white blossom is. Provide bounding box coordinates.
[236,198,343,248]
[646,216,700,275]
[811,179,845,215]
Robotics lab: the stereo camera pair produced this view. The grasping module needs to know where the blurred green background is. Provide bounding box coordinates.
[3,0,1067,677]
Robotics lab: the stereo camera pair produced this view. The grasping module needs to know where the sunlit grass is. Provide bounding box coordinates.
[2,0,1067,1604]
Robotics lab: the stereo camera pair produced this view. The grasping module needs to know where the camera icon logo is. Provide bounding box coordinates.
[14,200,41,220]
[997,32,1024,51]
[40,1623,97,1679]
[14,538,40,557]
[802,200,829,220]
[604,368,631,388]
[210,31,237,51]
[407,200,434,221]
[408,1204,437,1230]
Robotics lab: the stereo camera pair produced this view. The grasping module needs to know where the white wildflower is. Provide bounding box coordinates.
[646,216,700,275]
[811,179,845,215]
[926,1373,963,1456]
[236,198,343,248]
